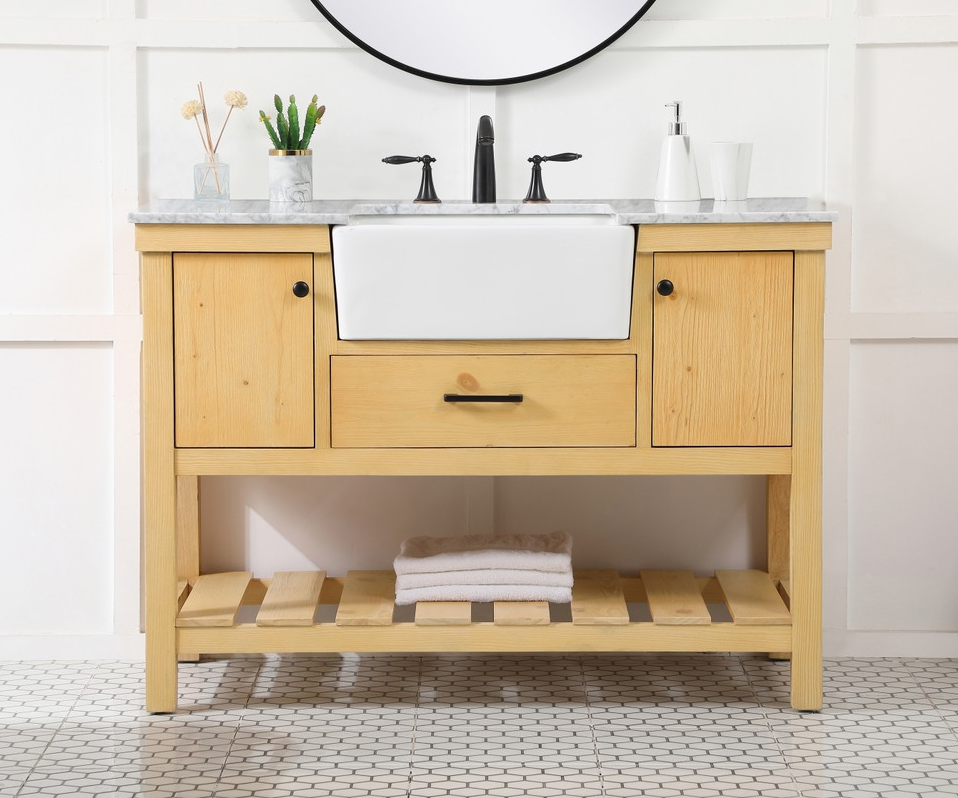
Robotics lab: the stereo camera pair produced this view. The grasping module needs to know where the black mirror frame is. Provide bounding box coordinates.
[310,1,659,86]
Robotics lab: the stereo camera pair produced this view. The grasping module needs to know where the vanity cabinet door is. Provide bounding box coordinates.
[652,251,793,447]
[173,252,314,448]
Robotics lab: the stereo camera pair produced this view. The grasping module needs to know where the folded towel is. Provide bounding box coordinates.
[394,531,572,575]
[396,568,573,591]
[394,583,573,606]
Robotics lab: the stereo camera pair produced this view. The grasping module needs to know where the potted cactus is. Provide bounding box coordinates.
[260,94,326,202]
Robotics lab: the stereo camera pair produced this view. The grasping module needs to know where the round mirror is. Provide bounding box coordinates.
[311,0,659,86]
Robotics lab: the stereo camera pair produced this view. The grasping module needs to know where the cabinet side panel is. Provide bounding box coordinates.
[173,253,314,448]
[790,250,824,710]
[652,251,793,447]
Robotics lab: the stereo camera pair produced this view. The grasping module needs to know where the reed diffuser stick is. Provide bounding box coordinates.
[196,82,220,192]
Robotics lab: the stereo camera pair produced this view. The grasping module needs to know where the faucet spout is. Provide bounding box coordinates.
[472,115,496,203]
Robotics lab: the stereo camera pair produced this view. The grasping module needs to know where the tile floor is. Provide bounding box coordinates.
[1,654,958,797]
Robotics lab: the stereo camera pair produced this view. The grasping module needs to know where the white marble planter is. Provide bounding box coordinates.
[268,149,312,202]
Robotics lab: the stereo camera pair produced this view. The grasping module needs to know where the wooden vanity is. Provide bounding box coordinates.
[136,207,830,713]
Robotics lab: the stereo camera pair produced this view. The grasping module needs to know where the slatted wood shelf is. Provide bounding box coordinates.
[174,568,791,656]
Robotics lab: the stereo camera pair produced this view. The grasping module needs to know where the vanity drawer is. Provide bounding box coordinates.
[330,355,636,448]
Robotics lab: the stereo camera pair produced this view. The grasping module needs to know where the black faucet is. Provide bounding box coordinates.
[472,115,496,203]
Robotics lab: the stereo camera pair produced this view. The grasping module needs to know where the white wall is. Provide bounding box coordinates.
[1,0,956,659]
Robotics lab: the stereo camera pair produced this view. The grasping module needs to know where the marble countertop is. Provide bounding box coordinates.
[129,197,836,225]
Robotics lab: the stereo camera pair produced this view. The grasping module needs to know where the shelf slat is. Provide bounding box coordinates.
[256,570,326,627]
[716,569,791,625]
[178,621,793,656]
[335,570,395,626]
[641,569,711,625]
[176,571,251,627]
[176,580,190,611]
[415,601,472,626]
[494,601,551,625]
[571,569,629,625]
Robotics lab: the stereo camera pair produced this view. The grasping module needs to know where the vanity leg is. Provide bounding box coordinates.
[176,476,201,663]
[142,253,179,713]
[767,474,791,661]
[145,471,179,713]
[788,250,825,711]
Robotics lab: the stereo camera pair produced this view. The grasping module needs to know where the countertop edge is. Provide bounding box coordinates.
[129,198,837,225]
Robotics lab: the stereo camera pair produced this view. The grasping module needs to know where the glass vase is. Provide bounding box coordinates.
[194,154,230,202]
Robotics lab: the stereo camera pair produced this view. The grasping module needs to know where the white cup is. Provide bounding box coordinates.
[710,142,752,202]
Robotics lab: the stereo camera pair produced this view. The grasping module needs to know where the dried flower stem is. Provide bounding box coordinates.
[193,115,210,154]
[212,106,233,154]
[197,83,215,152]
[196,82,220,191]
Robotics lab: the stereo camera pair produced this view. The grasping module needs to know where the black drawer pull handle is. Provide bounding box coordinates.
[444,393,523,403]
[656,279,674,297]
[292,281,310,298]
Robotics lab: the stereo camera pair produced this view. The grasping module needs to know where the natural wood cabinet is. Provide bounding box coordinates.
[652,251,793,447]
[137,220,828,715]
[173,252,314,448]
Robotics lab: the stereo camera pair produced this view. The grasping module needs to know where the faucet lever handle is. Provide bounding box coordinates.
[539,152,582,163]
[523,153,582,204]
[382,154,440,203]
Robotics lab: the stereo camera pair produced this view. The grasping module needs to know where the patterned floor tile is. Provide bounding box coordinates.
[214,765,411,797]
[414,705,596,766]
[409,701,602,797]
[0,768,30,797]
[768,709,958,798]
[0,662,101,773]
[418,655,590,705]
[31,716,237,775]
[408,767,604,797]
[226,716,416,771]
[213,694,418,798]
[602,768,801,797]
[906,657,958,728]
[2,655,958,797]
[175,658,261,715]
[744,657,934,715]
[0,720,61,770]
[18,767,220,797]
[583,654,758,708]
[0,661,96,728]
[249,654,421,709]
[593,712,788,770]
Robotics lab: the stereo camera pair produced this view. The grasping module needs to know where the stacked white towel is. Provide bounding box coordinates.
[393,531,573,605]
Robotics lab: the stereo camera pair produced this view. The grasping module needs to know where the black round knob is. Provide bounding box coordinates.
[656,279,674,297]
[292,281,310,298]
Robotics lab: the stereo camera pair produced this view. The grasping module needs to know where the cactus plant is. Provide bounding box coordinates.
[259,112,281,149]
[260,93,326,150]
[287,95,300,149]
[300,95,324,149]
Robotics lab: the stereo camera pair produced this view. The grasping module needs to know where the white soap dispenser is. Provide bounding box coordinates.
[653,100,701,202]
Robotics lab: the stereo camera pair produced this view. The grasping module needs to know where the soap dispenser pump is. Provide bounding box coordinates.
[653,101,700,202]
